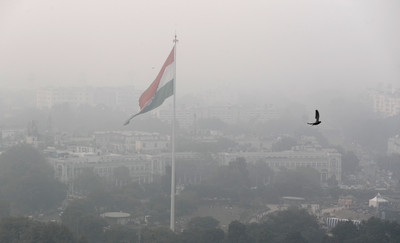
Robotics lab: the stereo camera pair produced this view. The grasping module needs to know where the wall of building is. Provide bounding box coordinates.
[217,149,342,184]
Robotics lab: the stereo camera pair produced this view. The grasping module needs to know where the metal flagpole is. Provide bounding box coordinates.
[170,34,178,232]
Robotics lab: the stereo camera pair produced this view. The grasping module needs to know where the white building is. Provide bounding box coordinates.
[369,193,388,208]
[94,131,169,154]
[49,154,166,185]
[217,148,342,184]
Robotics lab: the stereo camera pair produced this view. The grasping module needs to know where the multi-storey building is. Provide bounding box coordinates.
[370,89,400,117]
[49,154,166,185]
[48,152,208,187]
[217,148,342,184]
[94,131,169,154]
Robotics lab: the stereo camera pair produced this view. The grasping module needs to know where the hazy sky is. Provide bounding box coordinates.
[1,0,399,99]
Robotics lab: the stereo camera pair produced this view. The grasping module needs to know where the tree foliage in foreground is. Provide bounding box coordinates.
[323,217,400,243]
[0,217,77,243]
[0,144,66,214]
[2,210,400,243]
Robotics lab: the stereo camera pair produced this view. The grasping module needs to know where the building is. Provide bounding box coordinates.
[370,88,400,117]
[49,154,166,186]
[369,193,388,208]
[94,131,169,154]
[217,148,342,184]
[388,135,400,155]
[338,195,354,208]
[326,217,361,228]
[101,212,131,225]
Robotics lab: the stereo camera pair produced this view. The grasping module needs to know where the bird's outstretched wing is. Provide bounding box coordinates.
[315,110,320,121]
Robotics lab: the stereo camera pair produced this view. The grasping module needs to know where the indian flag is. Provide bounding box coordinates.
[124,47,175,125]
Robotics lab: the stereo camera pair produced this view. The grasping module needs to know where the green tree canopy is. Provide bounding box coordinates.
[0,217,77,242]
[273,167,321,198]
[187,216,219,231]
[0,144,66,214]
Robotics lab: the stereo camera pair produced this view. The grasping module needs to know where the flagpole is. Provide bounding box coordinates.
[170,34,178,232]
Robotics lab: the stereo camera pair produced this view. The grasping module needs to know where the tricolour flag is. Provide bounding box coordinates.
[124,47,175,125]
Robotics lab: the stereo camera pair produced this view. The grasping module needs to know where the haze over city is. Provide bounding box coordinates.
[0,1,400,242]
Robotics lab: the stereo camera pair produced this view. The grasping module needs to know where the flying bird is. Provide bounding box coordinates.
[308,110,321,126]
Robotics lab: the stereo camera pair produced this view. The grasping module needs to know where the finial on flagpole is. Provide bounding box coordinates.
[173,32,178,44]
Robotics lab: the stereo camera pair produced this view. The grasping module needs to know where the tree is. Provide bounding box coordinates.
[180,217,224,243]
[0,200,10,218]
[0,217,77,242]
[148,195,170,223]
[3,173,66,213]
[103,225,138,243]
[113,166,132,187]
[187,217,219,231]
[0,144,67,214]
[36,221,77,243]
[176,190,199,216]
[0,144,52,179]
[376,154,400,182]
[61,199,109,242]
[247,222,273,242]
[73,168,106,195]
[248,160,273,187]
[284,231,308,243]
[141,227,178,243]
[329,220,359,242]
[327,175,339,188]
[334,147,360,176]
[273,167,321,198]
[357,217,400,243]
[271,136,297,152]
[180,227,224,243]
[61,199,96,235]
[211,157,250,189]
[78,215,108,243]
[266,208,325,243]
[324,217,400,243]
[227,220,250,243]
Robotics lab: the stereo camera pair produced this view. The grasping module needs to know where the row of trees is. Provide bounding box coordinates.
[1,208,400,243]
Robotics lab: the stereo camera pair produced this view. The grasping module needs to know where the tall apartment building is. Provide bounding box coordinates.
[370,88,400,117]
